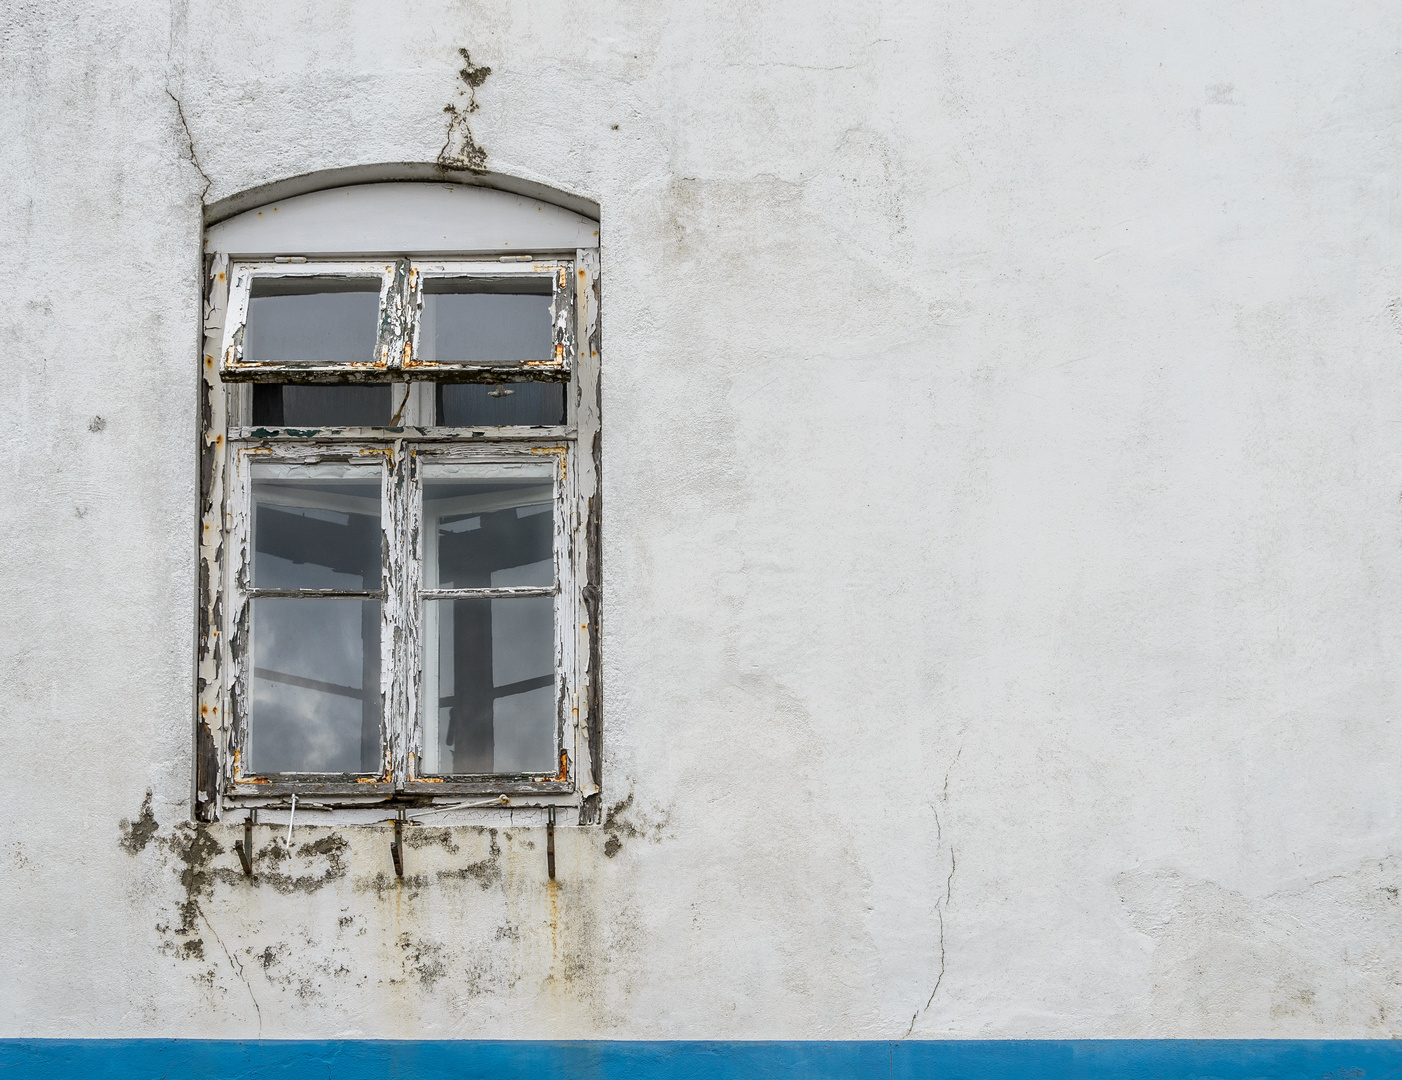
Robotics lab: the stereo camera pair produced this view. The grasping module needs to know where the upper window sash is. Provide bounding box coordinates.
[220,259,574,383]
[407,261,574,381]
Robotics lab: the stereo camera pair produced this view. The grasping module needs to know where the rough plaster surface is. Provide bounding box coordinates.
[3,0,1402,1040]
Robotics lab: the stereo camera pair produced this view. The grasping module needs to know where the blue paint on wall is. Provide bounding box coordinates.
[0,1039,1398,1079]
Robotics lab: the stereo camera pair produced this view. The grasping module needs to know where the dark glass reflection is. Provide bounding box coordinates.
[436,382,566,427]
[420,279,553,362]
[252,469,382,590]
[252,383,392,427]
[244,276,380,364]
[426,596,555,775]
[423,476,553,589]
[249,597,381,774]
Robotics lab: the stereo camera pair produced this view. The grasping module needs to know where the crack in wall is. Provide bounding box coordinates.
[201,909,262,1034]
[906,743,963,1037]
[166,85,212,202]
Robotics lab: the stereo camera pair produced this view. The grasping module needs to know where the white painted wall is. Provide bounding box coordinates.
[3,0,1401,1040]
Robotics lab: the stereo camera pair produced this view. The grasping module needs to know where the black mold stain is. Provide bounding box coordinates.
[119,790,158,854]
[398,933,448,987]
[435,830,501,890]
[245,833,350,894]
[404,827,460,854]
[173,824,222,931]
[602,793,639,858]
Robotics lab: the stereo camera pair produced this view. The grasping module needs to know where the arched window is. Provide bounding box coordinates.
[195,181,601,827]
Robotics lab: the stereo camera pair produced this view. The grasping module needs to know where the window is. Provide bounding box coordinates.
[195,182,601,823]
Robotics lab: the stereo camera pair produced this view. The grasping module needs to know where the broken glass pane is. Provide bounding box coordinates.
[419,277,553,363]
[421,465,554,589]
[252,383,393,427]
[252,464,381,590]
[248,597,381,774]
[420,596,555,775]
[243,276,380,364]
[437,382,566,427]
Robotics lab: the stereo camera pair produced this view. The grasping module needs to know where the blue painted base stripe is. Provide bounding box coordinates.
[1,1039,1400,1080]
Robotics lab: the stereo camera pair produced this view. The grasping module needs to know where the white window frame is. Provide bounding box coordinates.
[221,258,574,383]
[195,185,601,823]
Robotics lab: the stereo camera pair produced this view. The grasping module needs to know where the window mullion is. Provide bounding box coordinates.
[386,441,418,788]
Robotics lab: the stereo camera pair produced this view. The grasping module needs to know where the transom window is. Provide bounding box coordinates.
[195,182,601,822]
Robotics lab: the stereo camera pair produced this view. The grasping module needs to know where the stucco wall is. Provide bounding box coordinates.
[3,0,1402,1039]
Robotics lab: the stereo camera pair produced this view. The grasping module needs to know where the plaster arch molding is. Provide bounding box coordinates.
[204,170,600,258]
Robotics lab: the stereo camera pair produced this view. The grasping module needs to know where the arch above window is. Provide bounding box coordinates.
[205,181,600,259]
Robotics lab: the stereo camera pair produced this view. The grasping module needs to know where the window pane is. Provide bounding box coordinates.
[248,597,381,774]
[419,278,553,362]
[421,596,556,775]
[252,383,392,427]
[422,465,554,589]
[244,276,380,364]
[437,382,566,427]
[252,464,382,590]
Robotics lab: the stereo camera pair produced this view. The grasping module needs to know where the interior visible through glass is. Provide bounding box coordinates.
[252,383,393,427]
[422,597,555,775]
[251,465,382,590]
[421,468,553,590]
[243,276,380,364]
[246,463,383,775]
[249,597,381,774]
[436,382,566,427]
[420,463,556,775]
[419,277,553,363]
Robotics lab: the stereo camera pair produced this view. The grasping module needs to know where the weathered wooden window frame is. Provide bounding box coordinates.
[197,240,601,822]
[221,259,574,384]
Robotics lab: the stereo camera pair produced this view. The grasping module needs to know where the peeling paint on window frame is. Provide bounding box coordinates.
[220,259,573,384]
[196,246,601,823]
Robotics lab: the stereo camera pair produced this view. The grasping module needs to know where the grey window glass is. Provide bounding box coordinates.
[244,276,380,364]
[424,596,555,775]
[248,597,381,774]
[423,474,554,590]
[419,278,553,362]
[252,466,382,591]
[252,384,392,427]
[436,382,566,427]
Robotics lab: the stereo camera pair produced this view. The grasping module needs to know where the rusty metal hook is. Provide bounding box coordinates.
[234,810,255,876]
[547,805,556,880]
[390,814,404,879]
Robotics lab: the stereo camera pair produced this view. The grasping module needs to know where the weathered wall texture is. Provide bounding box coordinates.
[3,0,1402,1040]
